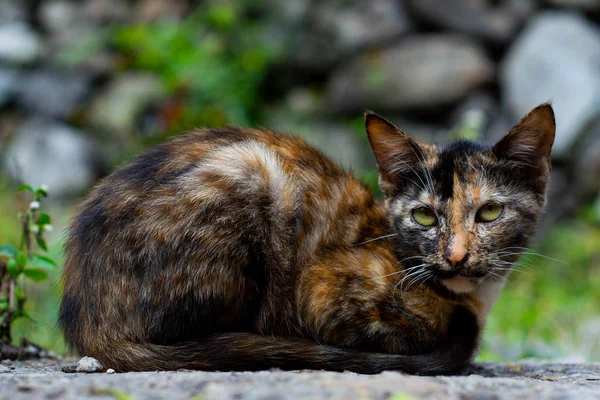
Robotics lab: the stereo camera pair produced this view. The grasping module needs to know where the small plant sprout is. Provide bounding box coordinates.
[0,184,57,347]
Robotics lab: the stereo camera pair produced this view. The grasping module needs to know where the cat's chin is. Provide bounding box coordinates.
[441,275,477,294]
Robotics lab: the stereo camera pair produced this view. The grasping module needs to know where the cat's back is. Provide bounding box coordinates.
[61,127,376,351]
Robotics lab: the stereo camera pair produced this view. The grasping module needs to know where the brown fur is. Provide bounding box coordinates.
[60,104,555,374]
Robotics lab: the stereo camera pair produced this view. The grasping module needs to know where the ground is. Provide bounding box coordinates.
[0,360,599,400]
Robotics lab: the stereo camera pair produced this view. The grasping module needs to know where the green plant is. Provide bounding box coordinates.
[0,184,57,345]
[112,1,281,135]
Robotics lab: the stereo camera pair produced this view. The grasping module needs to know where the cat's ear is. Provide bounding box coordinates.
[493,103,555,173]
[365,112,426,195]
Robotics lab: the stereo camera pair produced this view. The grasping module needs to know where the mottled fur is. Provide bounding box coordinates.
[60,104,555,374]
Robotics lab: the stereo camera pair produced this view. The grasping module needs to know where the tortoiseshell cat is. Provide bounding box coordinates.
[60,104,555,374]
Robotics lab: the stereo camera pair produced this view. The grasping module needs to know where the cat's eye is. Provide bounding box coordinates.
[412,207,438,227]
[476,202,504,223]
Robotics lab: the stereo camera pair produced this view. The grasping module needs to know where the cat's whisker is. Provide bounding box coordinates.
[368,263,427,281]
[354,233,397,246]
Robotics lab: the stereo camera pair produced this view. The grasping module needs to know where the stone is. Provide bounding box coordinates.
[0,0,27,24]
[0,364,9,373]
[547,0,600,10]
[16,69,92,119]
[0,67,19,107]
[75,357,104,373]
[574,123,600,197]
[407,0,536,44]
[3,118,99,198]
[327,35,494,112]
[501,12,600,158]
[89,73,166,136]
[0,23,43,64]
[106,368,115,374]
[39,1,80,35]
[80,0,131,22]
[291,0,411,69]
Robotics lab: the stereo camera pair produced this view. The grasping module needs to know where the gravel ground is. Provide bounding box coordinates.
[0,360,599,400]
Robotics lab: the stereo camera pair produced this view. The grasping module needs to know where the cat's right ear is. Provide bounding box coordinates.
[365,112,425,196]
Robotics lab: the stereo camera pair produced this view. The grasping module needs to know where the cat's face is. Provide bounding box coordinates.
[366,104,555,294]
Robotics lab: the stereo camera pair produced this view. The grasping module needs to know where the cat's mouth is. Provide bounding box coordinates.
[431,269,487,294]
[440,275,480,293]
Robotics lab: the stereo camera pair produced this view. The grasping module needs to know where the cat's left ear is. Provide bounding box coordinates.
[493,103,555,174]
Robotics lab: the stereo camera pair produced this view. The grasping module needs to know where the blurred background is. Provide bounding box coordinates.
[0,0,598,361]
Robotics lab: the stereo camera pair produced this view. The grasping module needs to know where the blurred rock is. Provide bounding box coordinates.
[16,69,92,119]
[134,0,189,22]
[546,0,600,10]
[39,0,79,34]
[0,0,26,24]
[89,73,166,137]
[81,0,130,22]
[0,67,19,107]
[292,0,411,69]
[502,12,600,158]
[408,0,537,44]
[451,92,498,141]
[3,118,98,197]
[0,23,43,64]
[327,35,494,112]
[574,122,600,197]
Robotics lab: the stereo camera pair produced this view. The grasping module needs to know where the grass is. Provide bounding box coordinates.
[1,183,598,362]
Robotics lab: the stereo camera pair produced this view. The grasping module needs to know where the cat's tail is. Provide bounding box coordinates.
[89,308,479,375]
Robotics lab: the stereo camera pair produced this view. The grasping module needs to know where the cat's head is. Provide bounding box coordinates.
[365,104,555,294]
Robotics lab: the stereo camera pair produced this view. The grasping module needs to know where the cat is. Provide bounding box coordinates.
[59,103,555,374]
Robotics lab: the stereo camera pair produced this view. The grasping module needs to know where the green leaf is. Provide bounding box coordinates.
[15,286,26,301]
[16,251,27,267]
[0,301,8,312]
[0,244,17,258]
[20,310,36,323]
[7,258,19,277]
[35,188,48,199]
[37,212,51,225]
[17,184,34,194]
[23,267,48,281]
[35,236,48,252]
[27,254,56,270]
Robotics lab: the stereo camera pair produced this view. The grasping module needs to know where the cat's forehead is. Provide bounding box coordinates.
[394,140,504,211]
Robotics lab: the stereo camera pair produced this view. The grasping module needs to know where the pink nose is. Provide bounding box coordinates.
[445,235,468,266]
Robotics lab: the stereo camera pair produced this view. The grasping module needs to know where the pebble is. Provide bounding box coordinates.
[106,368,115,374]
[75,356,104,373]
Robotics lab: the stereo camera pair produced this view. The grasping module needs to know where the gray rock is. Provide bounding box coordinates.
[574,122,600,197]
[292,0,411,69]
[75,356,104,373]
[0,23,43,64]
[106,368,115,374]
[0,364,9,373]
[327,35,494,112]
[3,118,98,198]
[89,73,166,136]
[39,1,80,35]
[408,0,537,44]
[547,0,600,10]
[0,66,19,107]
[0,0,27,24]
[80,0,131,22]
[501,12,600,158]
[16,69,92,119]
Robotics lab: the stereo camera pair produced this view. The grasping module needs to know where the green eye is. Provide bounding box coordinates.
[412,207,438,227]
[476,202,504,223]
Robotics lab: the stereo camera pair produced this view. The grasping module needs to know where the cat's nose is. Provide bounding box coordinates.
[445,234,469,267]
[445,250,469,267]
